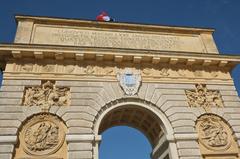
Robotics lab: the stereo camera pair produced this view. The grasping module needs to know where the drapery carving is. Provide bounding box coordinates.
[185,84,223,111]
[23,81,70,111]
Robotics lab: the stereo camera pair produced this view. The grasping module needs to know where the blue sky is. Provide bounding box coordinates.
[0,0,240,158]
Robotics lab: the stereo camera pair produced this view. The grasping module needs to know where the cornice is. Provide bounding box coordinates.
[15,15,215,34]
[0,44,239,69]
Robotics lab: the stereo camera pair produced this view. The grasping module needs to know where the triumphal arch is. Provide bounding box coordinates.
[0,15,240,159]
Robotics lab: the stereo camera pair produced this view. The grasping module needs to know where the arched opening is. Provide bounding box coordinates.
[94,102,172,159]
[100,126,152,159]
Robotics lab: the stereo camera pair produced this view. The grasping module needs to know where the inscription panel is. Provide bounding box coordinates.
[32,25,206,53]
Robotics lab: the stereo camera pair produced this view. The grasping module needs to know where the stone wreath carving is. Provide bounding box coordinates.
[20,114,65,156]
[185,84,223,111]
[196,115,231,151]
[23,81,70,111]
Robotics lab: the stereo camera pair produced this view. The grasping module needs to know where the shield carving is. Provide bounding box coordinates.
[117,69,141,96]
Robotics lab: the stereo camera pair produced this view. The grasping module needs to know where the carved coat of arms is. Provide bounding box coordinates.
[185,84,224,111]
[117,69,141,96]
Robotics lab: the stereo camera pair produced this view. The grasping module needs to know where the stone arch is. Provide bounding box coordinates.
[196,113,240,159]
[13,113,68,159]
[93,97,178,159]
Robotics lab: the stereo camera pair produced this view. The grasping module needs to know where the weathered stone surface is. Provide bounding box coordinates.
[174,127,196,133]
[177,141,199,149]
[0,128,18,135]
[0,145,14,153]
[68,127,93,134]
[178,149,201,157]
[0,154,12,159]
[68,151,92,159]
[0,120,21,128]
[0,99,22,105]
[1,15,240,159]
[0,92,23,98]
[66,119,93,128]
[0,86,24,92]
[31,26,210,53]
[2,80,40,86]
[68,143,92,151]
[62,113,95,122]
[171,120,195,128]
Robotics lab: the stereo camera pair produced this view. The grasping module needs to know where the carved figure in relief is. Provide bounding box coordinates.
[84,65,95,74]
[23,81,70,111]
[177,68,187,77]
[14,62,230,82]
[197,115,230,151]
[185,84,224,111]
[159,68,169,76]
[21,114,65,156]
[42,65,55,72]
[193,70,203,77]
[142,68,152,75]
[210,71,219,77]
[65,65,75,73]
[104,67,114,75]
[21,63,34,72]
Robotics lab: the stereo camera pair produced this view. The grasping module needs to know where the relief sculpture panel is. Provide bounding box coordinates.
[196,115,230,151]
[185,84,224,111]
[23,81,70,111]
[25,122,59,153]
[6,61,232,82]
[196,114,239,158]
[14,114,67,159]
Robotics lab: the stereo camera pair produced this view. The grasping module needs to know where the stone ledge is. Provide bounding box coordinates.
[66,134,101,142]
[0,136,17,144]
[174,133,198,141]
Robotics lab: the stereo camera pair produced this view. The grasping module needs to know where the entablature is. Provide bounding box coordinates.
[0,44,239,70]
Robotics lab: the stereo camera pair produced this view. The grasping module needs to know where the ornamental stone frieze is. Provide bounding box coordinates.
[196,114,239,157]
[23,81,70,111]
[5,61,231,81]
[14,114,67,159]
[185,84,224,111]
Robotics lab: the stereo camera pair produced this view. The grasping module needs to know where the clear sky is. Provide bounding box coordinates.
[0,0,240,159]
